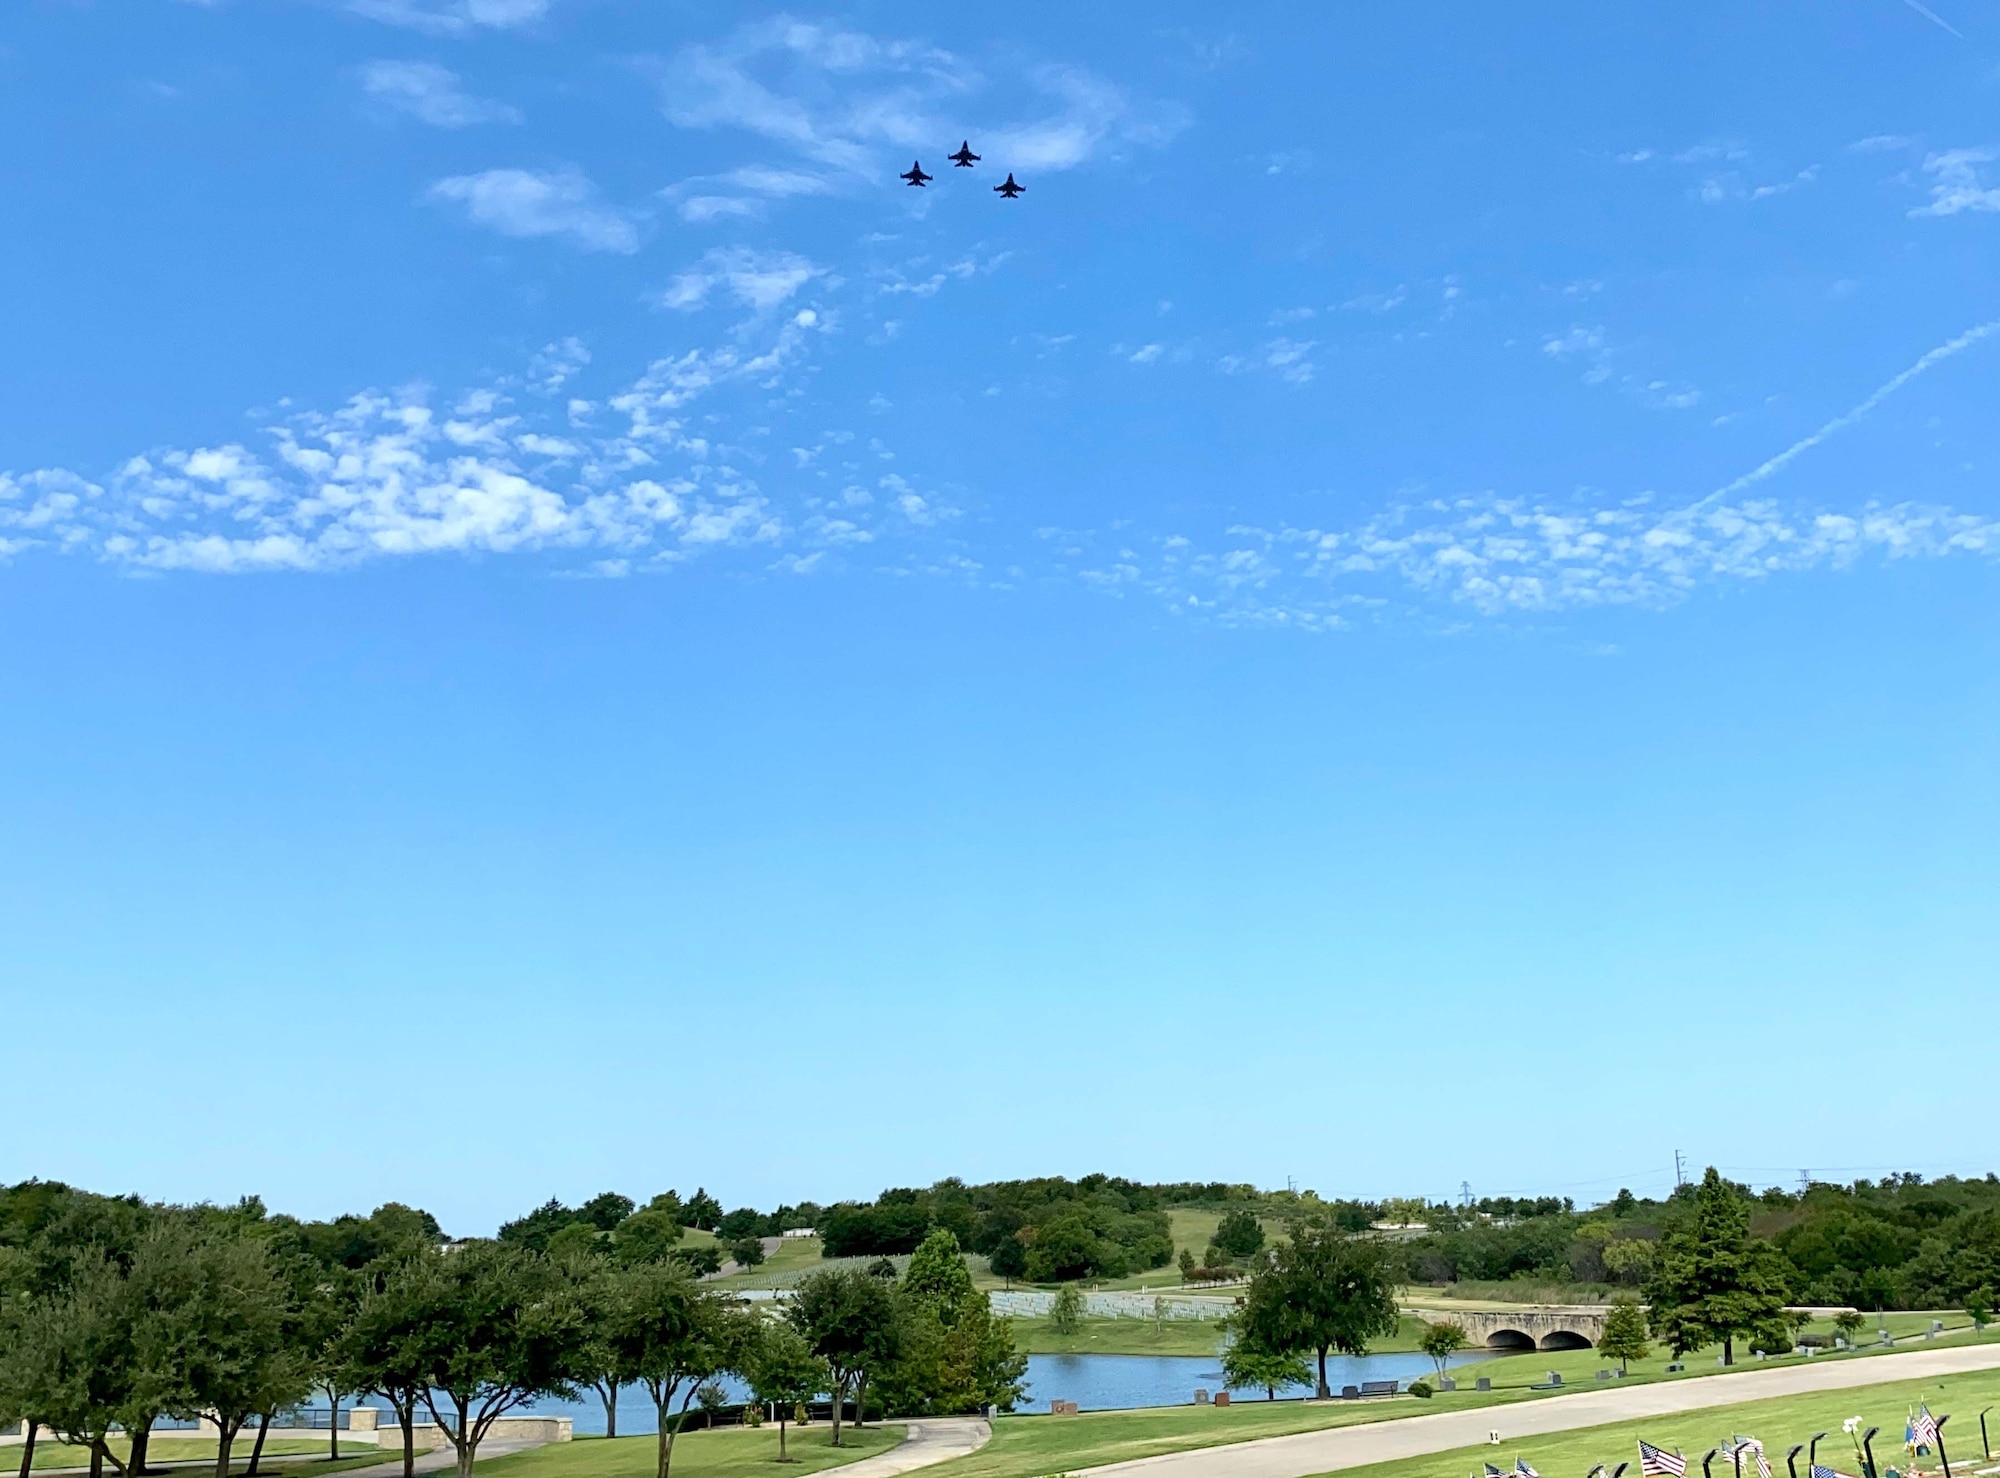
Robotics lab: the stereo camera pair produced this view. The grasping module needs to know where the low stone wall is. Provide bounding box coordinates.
[989,1290,1236,1321]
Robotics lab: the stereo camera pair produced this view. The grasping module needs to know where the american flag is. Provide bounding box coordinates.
[1640,1443,1688,1478]
[1485,1464,1504,1476]
[1911,1406,1939,1450]
[1517,1461,1540,1478]
[1810,1467,1839,1478]
[1735,1437,1772,1478]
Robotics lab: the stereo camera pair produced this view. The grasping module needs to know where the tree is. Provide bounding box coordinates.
[1233,1216,1399,1398]
[1177,1249,1196,1281]
[604,1262,744,1478]
[407,1242,590,1478]
[612,1211,686,1266]
[1597,1299,1650,1374]
[788,1268,896,1447]
[341,1257,439,1478]
[1602,1238,1655,1287]
[1833,1309,1865,1343]
[1220,1343,1310,1400]
[568,1259,636,1439]
[150,1218,314,1478]
[1644,1168,1792,1365]
[743,1324,824,1461]
[880,1230,1025,1417]
[1048,1283,1083,1337]
[728,1237,766,1269]
[1417,1320,1468,1381]
[1211,1210,1265,1260]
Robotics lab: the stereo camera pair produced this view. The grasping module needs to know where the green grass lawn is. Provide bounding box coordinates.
[1011,1315,1231,1356]
[1315,1361,2000,1478]
[932,1390,1544,1478]
[14,1439,383,1474]
[933,1322,2000,1478]
[470,1422,905,1478]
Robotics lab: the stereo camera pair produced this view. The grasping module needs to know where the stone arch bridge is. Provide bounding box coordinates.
[1405,1305,1609,1351]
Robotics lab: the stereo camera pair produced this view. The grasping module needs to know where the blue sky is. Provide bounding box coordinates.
[3,0,1998,1236]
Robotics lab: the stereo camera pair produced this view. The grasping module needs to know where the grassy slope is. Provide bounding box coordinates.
[1317,1361,2000,1478]
[934,1391,1541,1478]
[1012,1315,1231,1356]
[470,1423,905,1478]
[934,1329,2000,1478]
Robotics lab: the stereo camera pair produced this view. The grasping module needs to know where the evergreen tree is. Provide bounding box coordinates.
[1643,1168,1791,1365]
[1597,1298,1650,1373]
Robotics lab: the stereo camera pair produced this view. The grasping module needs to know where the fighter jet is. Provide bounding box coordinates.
[949,141,980,168]
[901,160,932,186]
[993,172,1025,198]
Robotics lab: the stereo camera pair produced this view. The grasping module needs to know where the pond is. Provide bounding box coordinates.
[1015,1350,1473,1414]
[524,1351,1476,1433]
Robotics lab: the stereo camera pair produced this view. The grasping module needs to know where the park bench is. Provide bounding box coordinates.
[1359,1380,1399,1398]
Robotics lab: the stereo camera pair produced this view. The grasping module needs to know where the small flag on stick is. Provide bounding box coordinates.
[1640,1444,1688,1478]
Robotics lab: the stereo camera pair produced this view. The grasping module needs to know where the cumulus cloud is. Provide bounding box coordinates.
[656,247,825,312]
[0,315,905,575]
[1911,148,2000,217]
[429,168,639,252]
[359,61,521,126]
[348,0,550,35]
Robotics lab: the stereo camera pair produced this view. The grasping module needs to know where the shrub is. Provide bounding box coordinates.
[1408,1379,1434,1399]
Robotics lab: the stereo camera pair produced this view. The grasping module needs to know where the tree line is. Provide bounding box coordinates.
[1397,1172,2000,1310]
[0,1185,1024,1478]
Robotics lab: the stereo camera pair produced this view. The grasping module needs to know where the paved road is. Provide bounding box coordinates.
[836,1418,993,1478]
[1084,1343,2000,1478]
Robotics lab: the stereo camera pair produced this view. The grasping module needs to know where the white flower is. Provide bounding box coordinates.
[1844,1418,1863,1435]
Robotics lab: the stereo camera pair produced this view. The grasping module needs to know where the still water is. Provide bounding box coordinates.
[525,1351,1470,1433]
[1014,1351,1467,1415]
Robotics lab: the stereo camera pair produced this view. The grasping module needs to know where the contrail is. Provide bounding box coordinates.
[1703,319,2000,505]
[1902,0,1964,38]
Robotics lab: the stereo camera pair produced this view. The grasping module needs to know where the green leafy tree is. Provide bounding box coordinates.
[1048,1283,1083,1337]
[605,1263,747,1478]
[1602,1238,1655,1287]
[1833,1309,1865,1343]
[1177,1249,1196,1280]
[903,1230,976,1313]
[153,1218,314,1478]
[1233,1216,1399,1398]
[406,1242,590,1478]
[743,1323,824,1462]
[1220,1343,1310,1400]
[787,1268,896,1447]
[341,1256,442,1478]
[1417,1319,1468,1381]
[612,1211,686,1266]
[1643,1168,1792,1365]
[1597,1298,1650,1374]
[1211,1211,1265,1260]
[728,1237,766,1269]
[881,1231,1025,1416]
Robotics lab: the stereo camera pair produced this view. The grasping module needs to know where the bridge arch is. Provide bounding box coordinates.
[1538,1329,1593,1350]
[1486,1328,1537,1351]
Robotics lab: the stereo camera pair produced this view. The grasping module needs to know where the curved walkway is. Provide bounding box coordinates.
[1085,1343,2000,1478]
[838,1418,993,1478]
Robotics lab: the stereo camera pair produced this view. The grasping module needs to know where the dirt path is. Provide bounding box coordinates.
[1084,1343,2000,1478]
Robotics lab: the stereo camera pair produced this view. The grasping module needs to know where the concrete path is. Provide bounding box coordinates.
[1085,1343,2000,1478]
[836,1419,993,1478]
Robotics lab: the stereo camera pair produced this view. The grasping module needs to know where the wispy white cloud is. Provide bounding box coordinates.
[656,247,826,313]
[359,60,520,126]
[1911,148,2000,216]
[347,0,550,36]
[429,167,639,252]
[653,15,1178,192]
